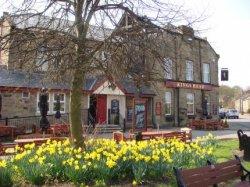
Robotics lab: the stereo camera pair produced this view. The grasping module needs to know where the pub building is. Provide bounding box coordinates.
[0,12,219,130]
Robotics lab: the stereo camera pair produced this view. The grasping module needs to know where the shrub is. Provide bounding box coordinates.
[0,160,13,187]
[1,135,216,185]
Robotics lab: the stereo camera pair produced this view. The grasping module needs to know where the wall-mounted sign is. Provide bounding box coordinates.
[155,102,162,115]
[133,99,147,131]
[127,107,133,122]
[111,99,119,114]
[165,81,214,91]
[221,68,229,81]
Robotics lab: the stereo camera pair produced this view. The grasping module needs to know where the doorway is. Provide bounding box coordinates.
[89,95,97,124]
[96,95,107,124]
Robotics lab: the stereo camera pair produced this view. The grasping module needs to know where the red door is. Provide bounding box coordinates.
[96,95,107,124]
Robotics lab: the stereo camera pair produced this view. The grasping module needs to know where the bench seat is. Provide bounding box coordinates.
[174,156,250,187]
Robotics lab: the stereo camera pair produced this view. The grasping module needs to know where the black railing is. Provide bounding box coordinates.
[0,109,88,133]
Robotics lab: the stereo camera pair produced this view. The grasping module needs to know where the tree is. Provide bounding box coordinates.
[219,85,243,108]
[0,0,205,147]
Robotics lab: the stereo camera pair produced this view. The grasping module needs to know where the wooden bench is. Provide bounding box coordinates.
[114,131,187,143]
[0,142,17,155]
[174,155,250,187]
[141,131,187,142]
[188,119,224,131]
[48,124,70,137]
[0,126,17,139]
[15,137,66,148]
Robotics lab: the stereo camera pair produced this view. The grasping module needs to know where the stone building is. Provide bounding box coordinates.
[0,12,219,129]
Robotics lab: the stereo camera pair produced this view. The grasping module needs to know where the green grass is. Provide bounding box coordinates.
[213,138,250,169]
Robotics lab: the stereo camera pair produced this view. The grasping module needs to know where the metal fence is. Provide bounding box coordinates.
[0,109,88,133]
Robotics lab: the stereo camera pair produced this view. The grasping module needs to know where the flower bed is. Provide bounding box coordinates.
[0,135,216,186]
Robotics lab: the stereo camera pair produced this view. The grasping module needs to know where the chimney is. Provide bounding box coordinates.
[2,12,10,18]
[178,25,194,36]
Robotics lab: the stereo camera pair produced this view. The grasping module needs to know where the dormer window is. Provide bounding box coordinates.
[35,45,48,71]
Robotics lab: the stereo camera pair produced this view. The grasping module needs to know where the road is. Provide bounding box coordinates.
[227,114,250,131]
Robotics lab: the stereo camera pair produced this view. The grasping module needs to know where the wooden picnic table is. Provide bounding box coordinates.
[14,137,50,147]
[128,130,188,142]
[17,133,54,139]
[0,125,17,139]
[48,124,70,136]
[14,137,66,147]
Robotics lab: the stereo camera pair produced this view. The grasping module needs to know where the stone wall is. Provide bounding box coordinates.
[0,91,90,118]
[151,29,219,127]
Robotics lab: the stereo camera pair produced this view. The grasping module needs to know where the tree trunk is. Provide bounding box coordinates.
[70,68,84,148]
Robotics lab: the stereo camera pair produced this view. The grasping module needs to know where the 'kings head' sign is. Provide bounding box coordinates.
[165,81,214,90]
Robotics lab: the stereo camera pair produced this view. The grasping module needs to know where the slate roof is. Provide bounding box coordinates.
[0,69,155,95]
[0,69,95,91]
[118,79,155,95]
[8,13,113,41]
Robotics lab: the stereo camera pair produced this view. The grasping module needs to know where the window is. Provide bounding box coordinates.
[187,93,194,115]
[36,92,50,113]
[165,92,171,115]
[203,63,210,83]
[206,96,211,115]
[164,58,173,79]
[35,45,48,71]
[22,92,30,99]
[186,60,193,81]
[53,93,65,113]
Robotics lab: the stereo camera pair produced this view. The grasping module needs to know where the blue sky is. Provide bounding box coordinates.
[1,0,250,89]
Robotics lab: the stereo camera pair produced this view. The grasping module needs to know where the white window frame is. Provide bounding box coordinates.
[36,92,51,114]
[187,93,194,115]
[203,63,210,83]
[22,92,30,99]
[52,93,66,113]
[186,60,193,81]
[165,92,172,115]
[164,58,173,80]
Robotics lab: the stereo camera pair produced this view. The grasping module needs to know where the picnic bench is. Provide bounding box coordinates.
[0,142,17,155]
[113,131,189,143]
[174,155,250,187]
[14,137,66,148]
[0,137,66,155]
[0,125,27,139]
[188,119,225,130]
[47,124,70,137]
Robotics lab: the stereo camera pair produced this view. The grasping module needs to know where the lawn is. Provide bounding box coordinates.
[213,138,250,169]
